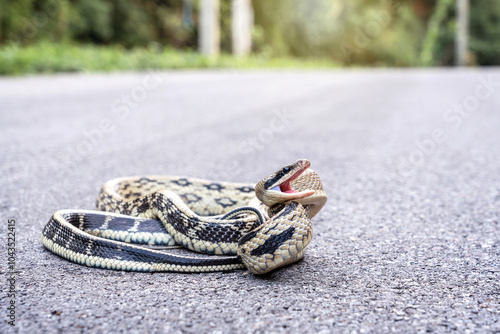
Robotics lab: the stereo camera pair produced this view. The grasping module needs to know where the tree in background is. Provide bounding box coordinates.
[253,0,424,66]
[70,0,113,44]
[469,1,500,65]
[419,0,500,66]
[0,0,498,66]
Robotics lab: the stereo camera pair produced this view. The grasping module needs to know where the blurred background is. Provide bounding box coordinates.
[1,3,499,332]
[1,0,499,75]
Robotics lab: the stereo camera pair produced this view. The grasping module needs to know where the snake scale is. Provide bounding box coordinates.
[42,159,327,274]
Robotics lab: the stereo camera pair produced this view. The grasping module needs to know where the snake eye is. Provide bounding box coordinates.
[284,167,291,172]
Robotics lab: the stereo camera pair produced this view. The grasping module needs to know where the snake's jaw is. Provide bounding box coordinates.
[263,189,316,209]
[242,159,326,274]
[255,159,315,207]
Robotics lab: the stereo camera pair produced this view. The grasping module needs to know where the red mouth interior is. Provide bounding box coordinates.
[280,182,297,194]
[279,167,307,193]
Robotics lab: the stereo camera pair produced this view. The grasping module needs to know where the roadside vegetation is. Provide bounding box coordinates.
[0,42,339,75]
[1,0,498,75]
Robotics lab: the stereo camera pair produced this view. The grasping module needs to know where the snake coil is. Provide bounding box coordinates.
[42,159,327,274]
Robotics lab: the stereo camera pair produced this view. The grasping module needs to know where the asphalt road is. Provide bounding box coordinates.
[1,69,499,333]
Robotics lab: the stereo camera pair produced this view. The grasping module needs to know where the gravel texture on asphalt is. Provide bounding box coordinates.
[1,69,499,333]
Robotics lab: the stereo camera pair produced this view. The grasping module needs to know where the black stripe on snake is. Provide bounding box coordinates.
[41,159,327,274]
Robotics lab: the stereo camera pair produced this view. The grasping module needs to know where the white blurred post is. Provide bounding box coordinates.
[232,0,253,57]
[199,0,220,57]
[455,0,469,66]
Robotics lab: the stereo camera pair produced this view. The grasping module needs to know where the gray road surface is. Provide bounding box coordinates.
[1,69,499,333]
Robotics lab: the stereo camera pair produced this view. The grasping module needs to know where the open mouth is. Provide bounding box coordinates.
[270,164,309,194]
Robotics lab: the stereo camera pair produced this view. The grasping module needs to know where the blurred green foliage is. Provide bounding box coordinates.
[420,0,454,66]
[0,0,498,71]
[470,2,500,65]
[420,0,500,66]
[0,41,339,75]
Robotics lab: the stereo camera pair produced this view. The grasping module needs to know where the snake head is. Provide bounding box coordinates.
[255,159,316,207]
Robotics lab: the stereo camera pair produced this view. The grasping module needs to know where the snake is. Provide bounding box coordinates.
[41,159,327,274]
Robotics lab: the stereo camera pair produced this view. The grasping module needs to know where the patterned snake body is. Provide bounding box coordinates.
[42,159,327,274]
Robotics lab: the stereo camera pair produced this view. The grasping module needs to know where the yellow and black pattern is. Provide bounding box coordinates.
[97,176,256,217]
[41,159,328,274]
[42,210,245,272]
[97,190,263,255]
[67,211,177,245]
[237,202,313,274]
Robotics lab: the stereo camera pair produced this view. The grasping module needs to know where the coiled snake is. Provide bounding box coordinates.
[41,159,327,274]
